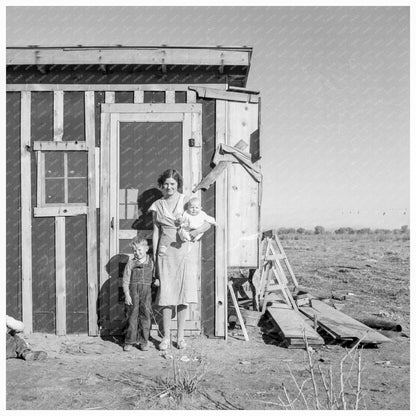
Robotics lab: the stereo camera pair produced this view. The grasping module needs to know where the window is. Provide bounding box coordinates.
[33,141,89,217]
[42,151,88,205]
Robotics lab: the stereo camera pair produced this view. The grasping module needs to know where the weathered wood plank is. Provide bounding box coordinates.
[99,92,113,290]
[228,282,249,341]
[133,90,144,103]
[182,113,192,197]
[7,83,227,92]
[189,86,259,103]
[53,91,64,141]
[33,206,88,217]
[33,141,88,151]
[186,90,196,103]
[55,217,66,335]
[227,101,260,268]
[7,48,250,66]
[165,90,175,104]
[188,110,202,325]
[101,103,202,114]
[215,99,227,338]
[300,300,391,344]
[118,113,183,123]
[273,237,299,287]
[109,112,122,324]
[20,91,33,335]
[85,91,98,336]
[193,140,247,192]
[267,305,324,343]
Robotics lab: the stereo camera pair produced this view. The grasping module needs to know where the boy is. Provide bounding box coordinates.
[178,197,216,242]
[122,237,155,352]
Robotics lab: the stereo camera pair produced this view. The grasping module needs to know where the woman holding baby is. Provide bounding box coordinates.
[148,169,213,350]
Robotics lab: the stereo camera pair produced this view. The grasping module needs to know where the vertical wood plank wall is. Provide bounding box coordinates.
[12,84,235,337]
[20,91,33,336]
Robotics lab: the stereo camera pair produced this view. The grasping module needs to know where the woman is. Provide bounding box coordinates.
[149,169,210,350]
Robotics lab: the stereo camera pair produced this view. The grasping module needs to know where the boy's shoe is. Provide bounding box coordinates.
[158,338,170,351]
[123,344,133,352]
[22,350,47,361]
[138,343,149,351]
[177,339,187,350]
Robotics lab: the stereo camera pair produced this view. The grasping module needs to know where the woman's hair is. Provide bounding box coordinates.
[157,169,183,190]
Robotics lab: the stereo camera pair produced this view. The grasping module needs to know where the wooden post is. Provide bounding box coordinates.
[215,99,228,338]
[55,217,66,335]
[98,92,114,331]
[189,110,202,325]
[228,282,249,341]
[53,90,66,335]
[85,91,98,335]
[165,90,175,104]
[187,90,196,103]
[20,91,33,336]
[53,91,64,141]
[133,90,144,103]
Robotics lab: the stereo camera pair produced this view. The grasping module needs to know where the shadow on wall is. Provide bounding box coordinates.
[132,188,162,230]
[96,253,164,343]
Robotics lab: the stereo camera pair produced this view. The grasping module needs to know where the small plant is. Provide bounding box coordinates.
[314,226,325,235]
[260,335,364,410]
[156,349,208,405]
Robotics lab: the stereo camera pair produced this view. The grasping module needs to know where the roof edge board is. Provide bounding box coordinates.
[6,47,252,67]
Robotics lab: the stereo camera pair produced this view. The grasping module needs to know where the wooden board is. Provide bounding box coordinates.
[20,91,33,335]
[267,305,324,344]
[85,91,98,336]
[214,99,227,338]
[7,48,250,66]
[227,101,260,268]
[7,83,227,92]
[55,217,66,335]
[300,300,391,344]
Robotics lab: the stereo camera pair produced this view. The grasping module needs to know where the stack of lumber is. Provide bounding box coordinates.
[265,302,324,349]
[299,299,391,346]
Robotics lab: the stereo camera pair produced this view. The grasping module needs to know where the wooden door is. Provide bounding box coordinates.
[100,104,202,335]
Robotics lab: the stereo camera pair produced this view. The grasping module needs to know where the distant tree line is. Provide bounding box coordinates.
[275,225,409,235]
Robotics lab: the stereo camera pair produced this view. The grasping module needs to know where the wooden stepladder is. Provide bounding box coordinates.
[258,230,299,313]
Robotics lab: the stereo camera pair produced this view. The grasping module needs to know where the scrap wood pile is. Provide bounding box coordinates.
[229,230,393,348]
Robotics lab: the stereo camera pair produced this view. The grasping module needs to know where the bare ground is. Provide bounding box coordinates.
[6,234,410,410]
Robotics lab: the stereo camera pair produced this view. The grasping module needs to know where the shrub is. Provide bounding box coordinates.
[401,225,408,233]
[297,228,306,234]
[357,228,371,234]
[314,226,325,235]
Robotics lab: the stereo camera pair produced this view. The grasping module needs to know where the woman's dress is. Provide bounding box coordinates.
[149,194,198,306]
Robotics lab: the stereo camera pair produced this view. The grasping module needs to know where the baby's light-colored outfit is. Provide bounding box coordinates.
[178,210,216,242]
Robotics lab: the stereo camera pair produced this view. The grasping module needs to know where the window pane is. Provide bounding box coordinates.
[45,152,64,177]
[67,152,87,177]
[45,178,65,203]
[68,178,87,203]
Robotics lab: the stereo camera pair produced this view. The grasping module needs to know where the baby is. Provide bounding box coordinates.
[178,197,216,242]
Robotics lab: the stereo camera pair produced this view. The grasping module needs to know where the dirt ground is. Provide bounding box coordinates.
[6,233,410,410]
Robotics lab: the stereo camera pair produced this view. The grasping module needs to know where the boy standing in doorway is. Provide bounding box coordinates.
[123,237,155,351]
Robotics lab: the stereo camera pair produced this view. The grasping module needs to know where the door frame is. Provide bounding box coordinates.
[99,103,203,333]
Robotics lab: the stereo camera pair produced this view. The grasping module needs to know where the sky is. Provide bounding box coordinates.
[6,5,410,230]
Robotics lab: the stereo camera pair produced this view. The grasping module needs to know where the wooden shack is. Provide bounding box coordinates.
[6,46,261,338]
